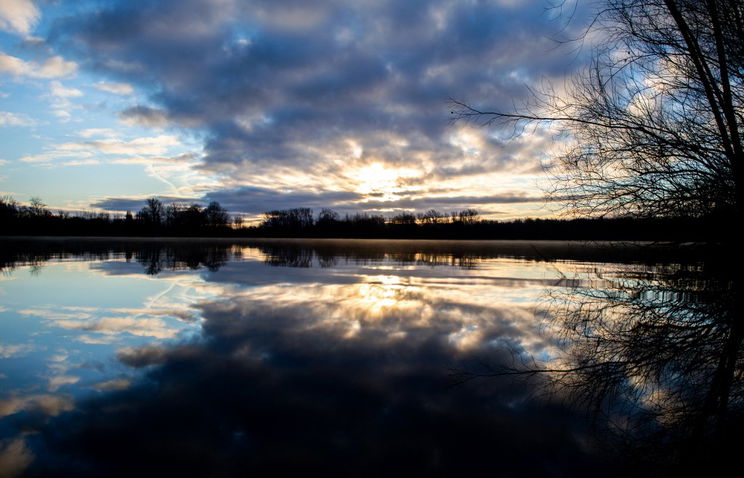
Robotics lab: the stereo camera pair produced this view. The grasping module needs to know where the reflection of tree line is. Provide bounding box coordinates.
[455,249,741,474]
[1,238,713,274]
[260,245,479,269]
[131,245,233,275]
[0,239,233,275]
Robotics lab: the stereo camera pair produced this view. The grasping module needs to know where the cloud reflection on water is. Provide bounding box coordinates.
[0,240,657,476]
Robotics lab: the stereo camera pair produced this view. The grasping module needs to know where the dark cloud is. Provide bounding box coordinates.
[54,0,593,214]
[203,186,364,213]
[91,188,549,216]
[90,196,199,212]
[118,105,169,128]
[25,276,607,477]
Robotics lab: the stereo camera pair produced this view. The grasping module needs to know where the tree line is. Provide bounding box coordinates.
[1,196,725,240]
[255,207,724,240]
[0,196,232,236]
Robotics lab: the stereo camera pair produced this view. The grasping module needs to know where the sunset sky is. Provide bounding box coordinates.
[0,0,593,222]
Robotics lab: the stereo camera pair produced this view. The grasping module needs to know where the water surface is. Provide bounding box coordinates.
[0,238,731,476]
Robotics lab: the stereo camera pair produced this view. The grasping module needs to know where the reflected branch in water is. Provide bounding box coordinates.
[470,254,743,474]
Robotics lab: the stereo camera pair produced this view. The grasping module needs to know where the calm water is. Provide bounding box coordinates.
[0,238,736,476]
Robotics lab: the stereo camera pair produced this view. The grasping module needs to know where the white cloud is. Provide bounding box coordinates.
[50,80,83,98]
[0,111,35,127]
[59,135,181,156]
[77,128,119,139]
[94,81,134,95]
[0,0,39,35]
[0,53,77,79]
[35,55,78,78]
[0,54,26,76]
[19,151,88,164]
[19,135,182,165]
[52,109,72,122]
[62,159,101,167]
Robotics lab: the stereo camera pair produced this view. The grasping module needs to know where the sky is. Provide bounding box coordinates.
[0,0,593,222]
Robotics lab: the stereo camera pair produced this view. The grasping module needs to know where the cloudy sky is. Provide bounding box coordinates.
[0,0,592,221]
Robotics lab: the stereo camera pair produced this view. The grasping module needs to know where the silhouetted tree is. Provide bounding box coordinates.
[390,213,417,225]
[28,197,49,217]
[417,209,447,225]
[137,197,164,228]
[262,208,314,230]
[453,0,743,223]
[457,209,479,224]
[205,201,229,228]
[317,208,340,226]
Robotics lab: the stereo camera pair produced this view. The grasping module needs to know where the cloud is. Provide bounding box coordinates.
[20,305,191,341]
[54,135,181,157]
[61,159,101,166]
[77,128,119,138]
[47,0,592,216]
[0,438,33,478]
[0,111,35,127]
[0,343,33,358]
[118,105,169,127]
[34,55,78,78]
[90,378,132,391]
[94,81,134,95]
[90,195,199,212]
[0,53,77,79]
[47,375,80,392]
[14,269,600,476]
[0,0,39,35]
[0,53,27,76]
[117,344,169,368]
[20,150,91,163]
[50,80,83,98]
[0,394,74,418]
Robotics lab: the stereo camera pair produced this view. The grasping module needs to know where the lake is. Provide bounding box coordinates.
[0,238,737,477]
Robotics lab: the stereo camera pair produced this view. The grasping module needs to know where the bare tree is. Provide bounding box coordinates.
[137,197,164,227]
[453,0,743,220]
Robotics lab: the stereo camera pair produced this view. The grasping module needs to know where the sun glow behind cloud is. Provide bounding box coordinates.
[0,0,596,219]
[352,163,420,199]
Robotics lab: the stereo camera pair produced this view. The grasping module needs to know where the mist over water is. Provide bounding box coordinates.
[0,239,734,477]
